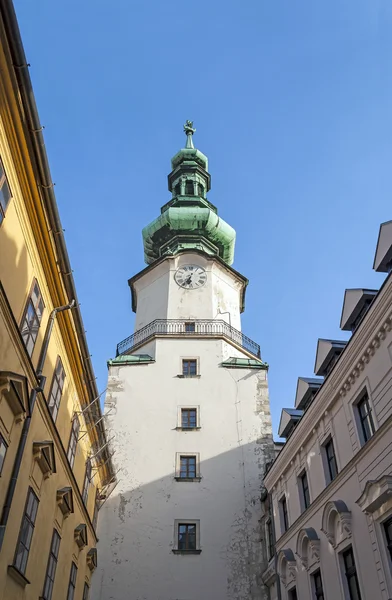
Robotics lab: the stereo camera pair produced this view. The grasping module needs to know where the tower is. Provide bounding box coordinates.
[93,123,274,600]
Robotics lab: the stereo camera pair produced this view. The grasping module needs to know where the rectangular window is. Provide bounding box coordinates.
[325,438,338,481]
[180,455,196,478]
[185,322,195,332]
[67,416,80,468]
[383,516,392,562]
[0,433,7,475]
[20,280,44,357]
[178,523,197,551]
[300,471,310,510]
[181,408,197,428]
[357,394,375,443]
[14,487,39,574]
[92,489,100,531]
[0,158,11,224]
[67,562,77,600]
[47,357,66,422]
[280,496,289,533]
[182,359,197,377]
[82,459,92,503]
[42,529,61,600]
[288,588,298,600]
[312,569,324,600]
[83,583,90,600]
[343,547,362,600]
[266,519,274,560]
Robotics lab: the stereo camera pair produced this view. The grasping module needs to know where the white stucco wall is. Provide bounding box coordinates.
[132,253,245,331]
[93,337,274,600]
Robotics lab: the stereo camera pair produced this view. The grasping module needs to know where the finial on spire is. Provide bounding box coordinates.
[184,120,195,149]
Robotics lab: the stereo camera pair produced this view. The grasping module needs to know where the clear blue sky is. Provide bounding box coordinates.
[15,0,392,437]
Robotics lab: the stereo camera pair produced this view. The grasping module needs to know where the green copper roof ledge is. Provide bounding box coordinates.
[142,121,236,266]
[108,354,154,367]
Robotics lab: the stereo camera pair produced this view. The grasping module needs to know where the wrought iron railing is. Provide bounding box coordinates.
[116,319,261,358]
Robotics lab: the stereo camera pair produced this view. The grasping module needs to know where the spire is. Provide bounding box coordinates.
[184,120,195,149]
[142,122,236,266]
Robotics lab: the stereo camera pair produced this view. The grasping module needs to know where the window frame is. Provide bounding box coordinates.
[42,529,61,600]
[288,586,298,600]
[341,546,362,600]
[181,358,198,377]
[184,322,196,333]
[324,437,339,483]
[67,415,80,468]
[383,515,392,563]
[13,487,39,575]
[0,432,8,475]
[92,489,100,531]
[178,406,200,430]
[66,562,78,600]
[279,495,289,533]
[19,279,45,357]
[312,569,325,600]
[82,582,90,600]
[0,157,12,224]
[356,392,375,444]
[173,519,201,554]
[47,357,66,422]
[300,470,310,511]
[175,452,200,481]
[81,459,92,503]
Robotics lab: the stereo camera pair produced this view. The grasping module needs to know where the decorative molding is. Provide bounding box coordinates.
[261,561,276,586]
[0,371,29,422]
[32,441,56,479]
[277,548,297,587]
[86,548,97,571]
[321,500,352,548]
[74,524,88,549]
[356,475,392,514]
[56,487,74,518]
[295,527,320,570]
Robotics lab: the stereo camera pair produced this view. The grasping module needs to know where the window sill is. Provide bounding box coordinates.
[175,427,201,432]
[177,375,201,379]
[172,549,202,555]
[175,477,202,482]
[7,565,30,588]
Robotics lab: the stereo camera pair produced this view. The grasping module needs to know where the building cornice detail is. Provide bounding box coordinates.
[265,275,392,487]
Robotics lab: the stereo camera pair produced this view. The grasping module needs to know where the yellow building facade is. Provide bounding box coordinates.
[0,3,115,599]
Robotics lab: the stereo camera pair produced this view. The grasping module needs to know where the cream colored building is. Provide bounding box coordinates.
[262,220,392,600]
[0,2,115,599]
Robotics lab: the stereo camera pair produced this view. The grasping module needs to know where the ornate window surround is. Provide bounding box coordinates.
[321,500,352,550]
[295,527,320,571]
[277,548,297,588]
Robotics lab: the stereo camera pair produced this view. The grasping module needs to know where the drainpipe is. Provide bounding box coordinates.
[270,492,282,600]
[0,300,75,550]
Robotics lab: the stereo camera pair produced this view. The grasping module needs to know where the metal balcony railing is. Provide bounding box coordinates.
[116,319,261,358]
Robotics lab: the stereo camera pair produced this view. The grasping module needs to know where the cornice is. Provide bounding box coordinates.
[265,274,392,488]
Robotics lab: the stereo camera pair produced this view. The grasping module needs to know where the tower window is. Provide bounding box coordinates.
[180,456,197,478]
[182,359,197,377]
[197,183,204,197]
[185,180,194,195]
[185,322,195,332]
[175,183,181,196]
[181,408,197,429]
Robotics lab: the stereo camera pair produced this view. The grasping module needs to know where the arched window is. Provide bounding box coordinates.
[185,180,194,195]
[175,183,181,196]
[197,183,204,197]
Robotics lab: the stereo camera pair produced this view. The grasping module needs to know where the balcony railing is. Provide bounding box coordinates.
[116,319,261,358]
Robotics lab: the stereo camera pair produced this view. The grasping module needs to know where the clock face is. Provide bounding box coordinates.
[174,265,207,289]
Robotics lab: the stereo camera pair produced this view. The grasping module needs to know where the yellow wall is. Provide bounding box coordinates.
[0,11,111,600]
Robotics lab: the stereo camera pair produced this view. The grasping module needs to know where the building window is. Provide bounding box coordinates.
[82,459,92,503]
[182,359,197,377]
[357,393,375,443]
[185,180,194,195]
[66,562,78,600]
[67,416,80,468]
[383,516,392,562]
[266,518,274,560]
[42,529,61,600]
[14,487,39,574]
[185,322,195,332]
[0,433,7,475]
[279,496,289,533]
[92,489,100,530]
[312,569,324,600]
[300,471,310,510]
[175,182,181,196]
[288,588,298,600]
[197,183,204,197]
[181,408,197,428]
[47,357,66,422]
[342,547,362,600]
[178,523,197,550]
[0,158,11,224]
[325,438,338,482]
[180,455,196,478]
[20,280,44,357]
[83,583,90,600]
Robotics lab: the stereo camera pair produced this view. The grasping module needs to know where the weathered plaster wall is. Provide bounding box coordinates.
[93,337,274,600]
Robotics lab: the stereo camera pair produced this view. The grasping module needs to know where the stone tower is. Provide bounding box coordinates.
[93,123,274,600]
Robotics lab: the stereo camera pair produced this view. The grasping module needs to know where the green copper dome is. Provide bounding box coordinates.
[142,121,236,265]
